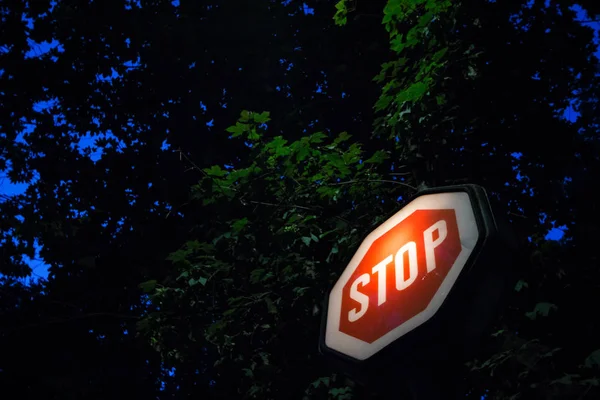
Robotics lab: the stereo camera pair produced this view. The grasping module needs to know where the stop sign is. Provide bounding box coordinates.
[323,190,480,361]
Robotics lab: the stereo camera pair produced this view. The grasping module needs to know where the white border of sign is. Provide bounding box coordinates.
[325,192,479,361]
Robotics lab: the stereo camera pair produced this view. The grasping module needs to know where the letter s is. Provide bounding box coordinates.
[348,273,370,322]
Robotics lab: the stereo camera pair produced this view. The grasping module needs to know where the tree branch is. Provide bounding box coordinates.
[248,200,316,211]
[176,148,237,196]
[328,179,417,191]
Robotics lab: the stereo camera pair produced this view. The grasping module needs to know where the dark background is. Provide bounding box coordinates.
[1,0,600,399]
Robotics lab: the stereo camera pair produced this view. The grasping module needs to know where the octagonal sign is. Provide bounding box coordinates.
[324,191,480,361]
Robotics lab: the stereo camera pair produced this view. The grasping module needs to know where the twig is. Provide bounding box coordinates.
[166,202,189,219]
[249,200,316,211]
[329,179,417,191]
[176,148,237,196]
[579,382,593,399]
[509,212,527,219]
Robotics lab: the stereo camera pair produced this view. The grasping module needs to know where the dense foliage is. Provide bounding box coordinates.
[1,0,599,399]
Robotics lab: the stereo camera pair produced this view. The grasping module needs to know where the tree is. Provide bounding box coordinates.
[1,0,389,398]
[364,1,600,396]
[1,0,599,398]
[140,0,600,399]
[138,113,407,398]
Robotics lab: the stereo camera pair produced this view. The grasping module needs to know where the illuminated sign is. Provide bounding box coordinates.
[323,191,479,361]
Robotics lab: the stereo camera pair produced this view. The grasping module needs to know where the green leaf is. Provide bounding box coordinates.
[329,386,352,399]
[390,34,405,53]
[491,329,505,337]
[253,111,271,124]
[374,95,393,111]
[342,144,361,164]
[231,217,249,232]
[301,236,311,247]
[551,374,580,385]
[326,244,339,263]
[316,186,338,199]
[585,349,600,368]
[177,271,190,280]
[229,167,252,182]
[186,240,213,252]
[364,150,389,164]
[418,12,433,28]
[405,28,419,47]
[248,385,261,397]
[250,268,265,284]
[293,287,309,297]
[396,81,428,103]
[166,248,193,263]
[247,128,260,141]
[432,47,448,62]
[325,153,351,176]
[204,165,228,177]
[310,233,319,242]
[189,277,207,287]
[334,131,351,144]
[296,145,310,162]
[139,280,157,293]
[311,377,330,388]
[319,229,337,240]
[514,280,529,292]
[266,136,289,156]
[302,215,317,223]
[310,132,327,144]
[467,65,477,78]
[580,378,600,386]
[225,122,249,137]
[258,351,270,365]
[333,0,348,26]
[264,297,277,314]
[239,110,251,122]
[525,302,557,320]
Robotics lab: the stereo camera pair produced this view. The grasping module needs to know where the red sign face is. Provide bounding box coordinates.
[324,192,479,360]
[339,209,461,343]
